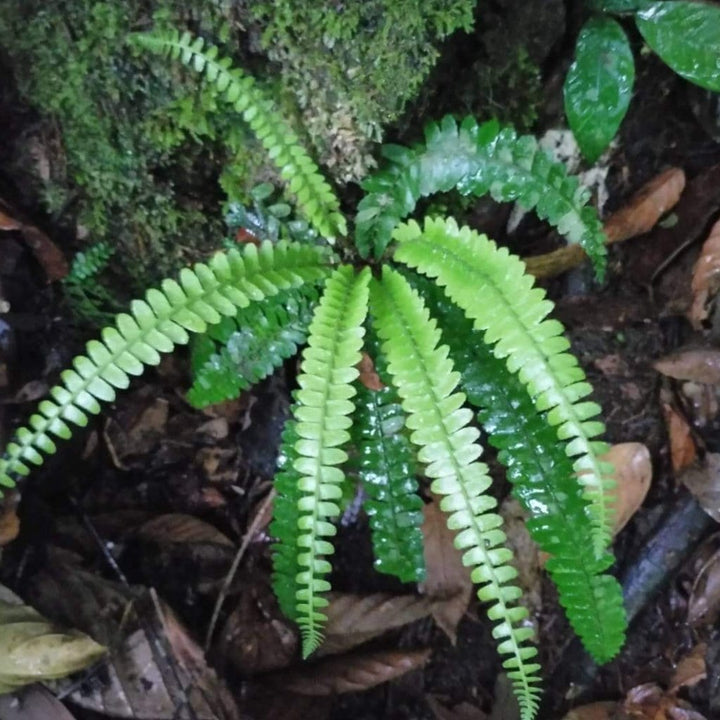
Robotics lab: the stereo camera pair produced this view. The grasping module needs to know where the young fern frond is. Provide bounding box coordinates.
[352,339,425,584]
[0,241,332,490]
[133,30,347,241]
[290,266,370,656]
[393,217,615,558]
[369,268,541,720]
[187,286,318,408]
[356,115,606,278]
[419,277,626,662]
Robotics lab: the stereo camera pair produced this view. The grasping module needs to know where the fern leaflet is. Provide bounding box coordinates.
[133,30,347,241]
[393,217,615,558]
[0,242,332,489]
[290,265,370,656]
[356,115,606,278]
[369,267,541,720]
[418,276,626,662]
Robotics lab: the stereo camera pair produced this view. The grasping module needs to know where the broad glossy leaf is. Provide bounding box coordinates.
[636,2,720,92]
[564,17,635,163]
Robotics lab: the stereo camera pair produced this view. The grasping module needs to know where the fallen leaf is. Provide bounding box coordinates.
[562,702,616,720]
[0,495,20,547]
[0,685,78,720]
[0,210,22,231]
[690,217,720,329]
[136,514,234,547]
[669,643,707,693]
[679,454,720,524]
[622,682,707,720]
[689,544,720,626]
[277,649,431,695]
[0,587,106,694]
[662,404,697,473]
[317,593,432,657]
[605,443,652,536]
[654,348,720,385]
[427,695,488,720]
[357,352,384,390]
[420,499,473,644]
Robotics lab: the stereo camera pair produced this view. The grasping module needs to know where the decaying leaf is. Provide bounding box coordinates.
[605,443,652,536]
[661,403,697,473]
[137,514,234,547]
[654,349,720,386]
[420,499,473,644]
[689,544,720,626]
[621,682,707,720]
[562,702,616,720]
[690,217,720,329]
[0,685,78,720]
[679,453,720,524]
[357,352,384,391]
[669,643,707,693]
[277,649,431,695]
[317,593,432,657]
[0,586,105,694]
[0,495,20,547]
[427,695,488,720]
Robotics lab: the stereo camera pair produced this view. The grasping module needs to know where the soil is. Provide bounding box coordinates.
[2,9,720,720]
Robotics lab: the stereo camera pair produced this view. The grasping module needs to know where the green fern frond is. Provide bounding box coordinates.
[352,335,425,584]
[369,267,541,720]
[357,115,606,278]
[132,30,347,241]
[291,265,370,656]
[419,276,626,662]
[0,241,332,490]
[187,286,318,407]
[393,217,615,558]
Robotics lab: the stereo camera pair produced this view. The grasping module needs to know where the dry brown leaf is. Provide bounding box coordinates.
[0,209,22,231]
[680,454,720,524]
[420,499,473,644]
[604,167,686,244]
[357,352,384,391]
[621,682,707,720]
[654,349,720,386]
[669,643,707,693]
[0,495,20,547]
[427,695,488,720]
[689,544,720,626]
[136,514,234,547]
[317,593,432,657]
[278,649,431,695]
[662,403,697,473]
[562,702,617,720]
[690,217,720,329]
[605,443,652,536]
[0,685,78,720]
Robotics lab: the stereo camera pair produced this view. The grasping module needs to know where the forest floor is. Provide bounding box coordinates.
[2,21,720,720]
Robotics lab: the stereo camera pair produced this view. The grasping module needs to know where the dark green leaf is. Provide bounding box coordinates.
[636,1,720,92]
[564,17,635,162]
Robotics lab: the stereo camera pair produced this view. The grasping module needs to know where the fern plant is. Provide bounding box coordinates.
[0,30,627,720]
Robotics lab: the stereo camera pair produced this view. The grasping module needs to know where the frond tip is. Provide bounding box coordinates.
[393,217,615,559]
[291,265,370,656]
[370,267,541,720]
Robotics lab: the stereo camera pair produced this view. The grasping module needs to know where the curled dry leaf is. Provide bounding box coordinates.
[278,649,431,696]
[690,217,720,329]
[420,498,473,644]
[680,453,720,524]
[562,702,616,720]
[669,643,707,693]
[604,443,652,536]
[661,403,697,473]
[0,589,106,694]
[136,513,234,547]
[654,349,720,386]
[357,352,384,390]
[317,593,432,657]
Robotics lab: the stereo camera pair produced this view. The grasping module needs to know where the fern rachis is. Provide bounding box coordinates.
[0,27,629,717]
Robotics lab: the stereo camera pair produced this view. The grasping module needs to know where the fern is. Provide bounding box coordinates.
[356,116,607,278]
[187,286,317,408]
[370,268,541,720]
[393,217,615,558]
[132,30,347,242]
[289,265,370,655]
[418,275,626,662]
[0,241,332,488]
[352,335,425,584]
